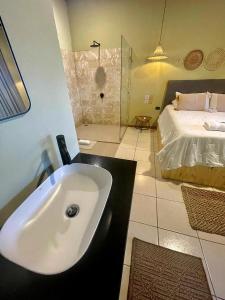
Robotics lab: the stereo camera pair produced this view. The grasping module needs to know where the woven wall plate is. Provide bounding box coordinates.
[204,48,225,71]
[183,49,204,70]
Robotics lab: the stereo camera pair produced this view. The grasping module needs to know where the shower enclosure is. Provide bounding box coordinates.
[120,35,132,139]
[62,36,132,144]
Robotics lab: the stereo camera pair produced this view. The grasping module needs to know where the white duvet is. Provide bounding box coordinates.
[157,105,225,170]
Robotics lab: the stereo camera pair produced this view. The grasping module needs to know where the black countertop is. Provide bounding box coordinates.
[0,153,136,299]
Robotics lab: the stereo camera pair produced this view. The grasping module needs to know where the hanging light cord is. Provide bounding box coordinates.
[159,0,167,45]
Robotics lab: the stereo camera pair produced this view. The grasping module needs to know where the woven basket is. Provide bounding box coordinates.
[204,48,225,71]
[183,49,204,70]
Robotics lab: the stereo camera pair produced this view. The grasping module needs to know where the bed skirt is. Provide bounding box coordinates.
[157,129,225,190]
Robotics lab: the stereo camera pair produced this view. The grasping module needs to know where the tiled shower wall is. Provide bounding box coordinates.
[61,49,83,126]
[61,48,121,126]
[74,48,121,125]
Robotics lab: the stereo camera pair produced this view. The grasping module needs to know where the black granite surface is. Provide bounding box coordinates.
[0,153,136,300]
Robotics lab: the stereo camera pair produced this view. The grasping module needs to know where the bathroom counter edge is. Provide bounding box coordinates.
[0,153,137,300]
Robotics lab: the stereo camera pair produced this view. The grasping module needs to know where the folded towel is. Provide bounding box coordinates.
[203,121,225,131]
[78,139,91,145]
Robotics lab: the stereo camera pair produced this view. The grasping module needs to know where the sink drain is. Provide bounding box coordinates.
[66,204,80,218]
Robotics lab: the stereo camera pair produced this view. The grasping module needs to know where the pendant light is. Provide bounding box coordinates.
[148,0,168,61]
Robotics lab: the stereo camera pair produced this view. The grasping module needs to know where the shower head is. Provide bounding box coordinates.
[90,41,101,48]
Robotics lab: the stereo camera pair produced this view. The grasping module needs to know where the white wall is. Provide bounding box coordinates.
[67,0,225,124]
[52,0,84,127]
[52,0,72,51]
[0,0,79,216]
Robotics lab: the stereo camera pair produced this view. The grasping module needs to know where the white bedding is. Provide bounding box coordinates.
[157,105,225,169]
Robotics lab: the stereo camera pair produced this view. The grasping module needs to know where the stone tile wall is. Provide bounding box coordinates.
[61,49,83,126]
[74,48,121,125]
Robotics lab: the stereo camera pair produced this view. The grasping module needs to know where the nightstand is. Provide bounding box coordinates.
[135,115,152,130]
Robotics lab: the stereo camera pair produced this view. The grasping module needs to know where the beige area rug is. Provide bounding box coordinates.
[128,238,212,300]
[182,185,225,236]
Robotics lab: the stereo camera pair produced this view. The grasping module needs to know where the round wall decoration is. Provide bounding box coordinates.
[183,50,204,70]
[204,48,225,71]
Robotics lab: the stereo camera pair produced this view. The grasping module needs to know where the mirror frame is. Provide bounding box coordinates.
[0,16,31,122]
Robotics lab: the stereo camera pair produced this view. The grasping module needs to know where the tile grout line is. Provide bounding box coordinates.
[128,221,216,297]
[197,231,217,297]
[134,191,157,198]
[157,196,184,204]
[123,263,130,267]
[133,192,156,199]
[154,137,161,246]
[129,219,199,239]
[132,128,140,160]
[133,187,225,246]
[129,217,225,246]
[123,129,224,299]
[152,132,160,245]
[195,236,225,247]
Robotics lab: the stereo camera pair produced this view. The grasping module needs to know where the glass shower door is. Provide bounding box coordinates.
[120,35,132,140]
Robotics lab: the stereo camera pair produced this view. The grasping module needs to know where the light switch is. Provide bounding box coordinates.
[144,94,151,104]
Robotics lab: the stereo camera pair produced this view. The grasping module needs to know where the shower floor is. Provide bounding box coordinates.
[77,124,126,143]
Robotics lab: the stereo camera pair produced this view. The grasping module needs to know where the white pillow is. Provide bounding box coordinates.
[176,92,181,99]
[175,92,209,111]
[172,99,178,109]
[209,93,225,112]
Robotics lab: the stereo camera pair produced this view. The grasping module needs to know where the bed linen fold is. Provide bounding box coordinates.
[157,105,225,170]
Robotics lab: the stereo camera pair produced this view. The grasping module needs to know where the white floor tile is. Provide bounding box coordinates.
[159,229,215,295]
[117,127,223,300]
[201,240,225,299]
[119,142,136,150]
[124,221,158,265]
[159,228,203,255]
[122,135,137,143]
[120,138,137,149]
[123,130,136,137]
[156,178,183,202]
[153,131,160,151]
[119,265,130,300]
[134,175,156,197]
[130,194,157,226]
[115,146,135,160]
[136,160,155,177]
[155,154,162,178]
[136,140,153,151]
[153,139,160,152]
[77,124,120,143]
[80,141,119,157]
[137,135,151,144]
[198,231,225,245]
[157,198,198,237]
[134,150,153,162]
[125,127,140,135]
[139,130,152,137]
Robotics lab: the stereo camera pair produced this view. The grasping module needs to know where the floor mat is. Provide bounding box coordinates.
[182,185,225,236]
[128,238,212,300]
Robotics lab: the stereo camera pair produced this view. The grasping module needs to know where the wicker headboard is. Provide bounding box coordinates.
[162,79,225,110]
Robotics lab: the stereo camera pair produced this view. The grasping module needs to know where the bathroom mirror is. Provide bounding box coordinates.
[0,17,30,121]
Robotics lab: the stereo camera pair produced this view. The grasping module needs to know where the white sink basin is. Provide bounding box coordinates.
[0,163,112,275]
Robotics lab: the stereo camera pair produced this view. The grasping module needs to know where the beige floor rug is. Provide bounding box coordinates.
[182,185,225,236]
[128,238,212,300]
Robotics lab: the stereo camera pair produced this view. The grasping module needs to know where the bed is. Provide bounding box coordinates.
[157,79,225,190]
